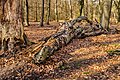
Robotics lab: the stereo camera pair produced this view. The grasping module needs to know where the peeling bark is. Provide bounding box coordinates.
[33,16,103,63]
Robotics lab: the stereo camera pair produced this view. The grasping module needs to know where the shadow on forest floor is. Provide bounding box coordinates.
[1,24,120,79]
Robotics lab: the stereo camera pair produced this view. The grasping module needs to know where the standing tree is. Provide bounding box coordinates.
[1,0,30,52]
[99,0,104,23]
[55,0,58,22]
[79,0,84,16]
[69,0,73,19]
[114,0,120,22]
[46,0,51,25]
[65,0,68,20]
[83,0,88,17]
[35,0,38,22]
[101,0,113,30]
[23,0,29,26]
[40,0,44,26]
[89,0,94,20]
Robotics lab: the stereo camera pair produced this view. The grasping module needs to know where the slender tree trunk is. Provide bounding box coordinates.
[46,0,51,25]
[35,0,38,22]
[40,0,44,26]
[101,0,113,30]
[69,0,73,19]
[99,0,104,23]
[89,0,93,20]
[1,0,30,52]
[23,0,29,26]
[84,0,88,17]
[65,0,68,20]
[55,0,58,22]
[79,0,84,16]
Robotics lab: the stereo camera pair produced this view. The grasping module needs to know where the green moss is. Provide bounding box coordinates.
[83,72,90,75]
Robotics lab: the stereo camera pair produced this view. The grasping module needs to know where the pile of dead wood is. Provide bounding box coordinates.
[32,16,108,63]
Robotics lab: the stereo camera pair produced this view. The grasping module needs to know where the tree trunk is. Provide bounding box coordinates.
[114,0,120,22]
[101,0,113,30]
[118,8,120,22]
[89,0,93,20]
[84,0,88,17]
[35,0,38,22]
[99,0,104,23]
[79,0,84,16]
[23,0,29,26]
[33,16,103,63]
[1,0,30,52]
[40,0,44,26]
[55,0,58,22]
[65,0,68,20]
[69,0,73,19]
[46,0,51,25]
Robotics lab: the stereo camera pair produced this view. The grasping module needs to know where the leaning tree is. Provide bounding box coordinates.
[0,0,30,53]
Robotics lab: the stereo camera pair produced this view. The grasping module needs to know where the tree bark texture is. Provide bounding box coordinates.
[1,0,30,52]
[114,0,120,22]
[33,16,103,63]
[101,0,113,30]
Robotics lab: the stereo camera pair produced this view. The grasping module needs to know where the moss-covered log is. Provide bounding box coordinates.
[33,16,103,63]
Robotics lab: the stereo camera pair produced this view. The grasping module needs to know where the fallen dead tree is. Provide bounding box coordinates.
[33,16,104,63]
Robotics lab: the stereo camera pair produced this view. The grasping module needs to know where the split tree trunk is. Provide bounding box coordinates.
[33,16,103,63]
[1,0,30,53]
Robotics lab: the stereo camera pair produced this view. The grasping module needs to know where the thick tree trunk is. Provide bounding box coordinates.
[1,0,30,53]
[114,0,120,22]
[101,0,113,30]
[33,16,103,63]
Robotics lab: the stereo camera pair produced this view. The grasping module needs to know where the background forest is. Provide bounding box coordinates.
[26,0,118,22]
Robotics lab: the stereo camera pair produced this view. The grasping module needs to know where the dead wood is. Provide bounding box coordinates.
[33,16,104,63]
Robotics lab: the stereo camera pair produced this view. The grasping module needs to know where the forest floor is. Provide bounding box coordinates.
[0,22,120,80]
